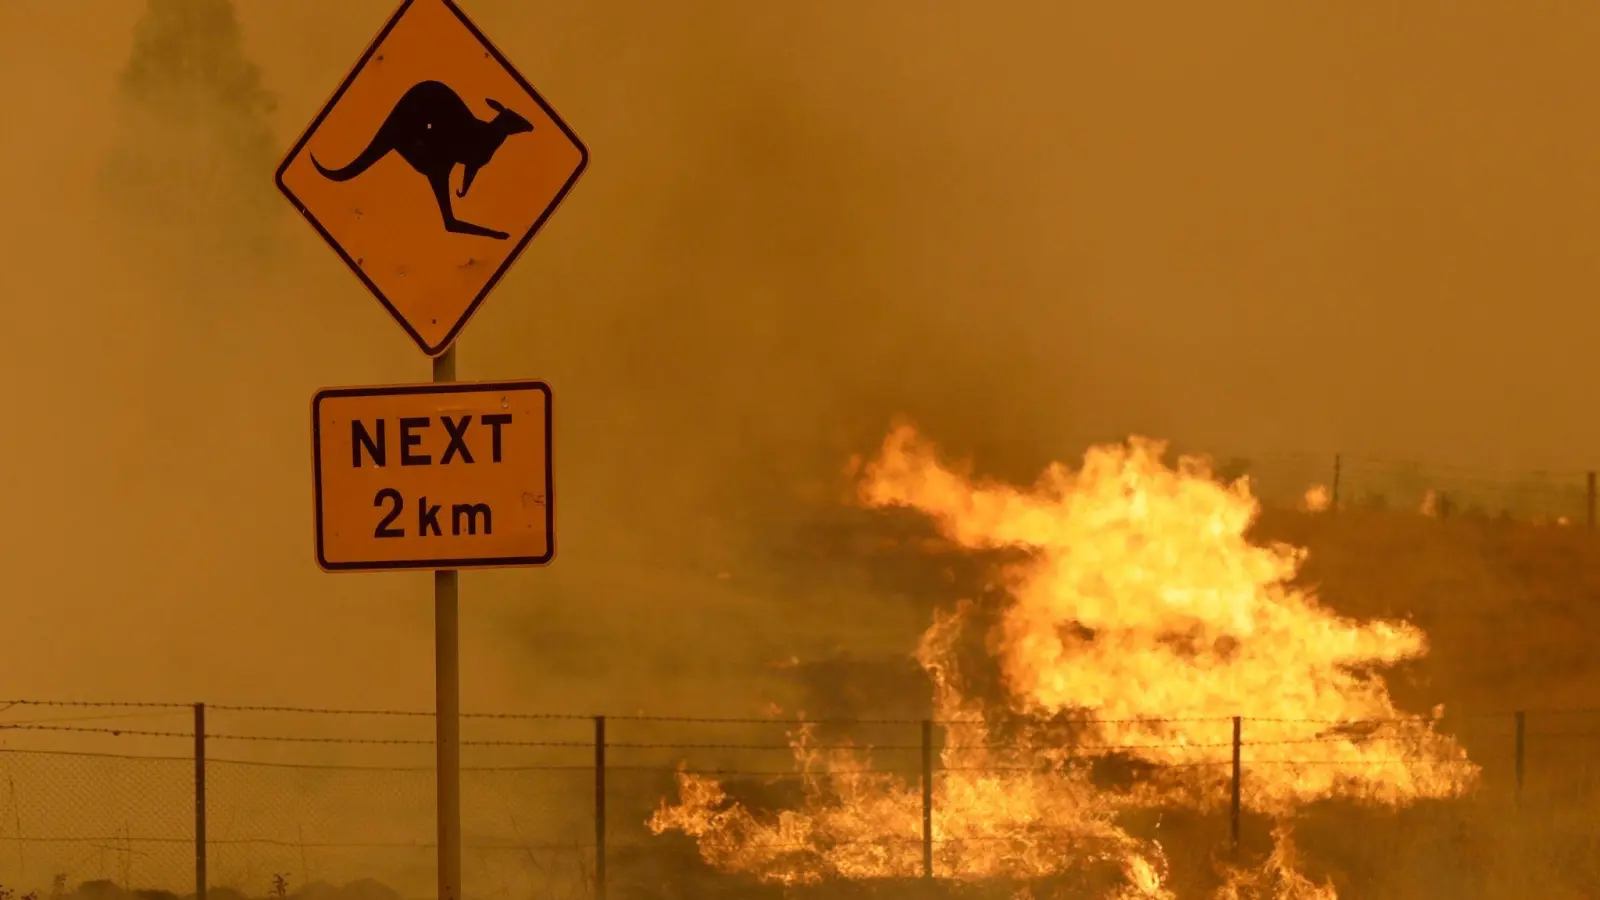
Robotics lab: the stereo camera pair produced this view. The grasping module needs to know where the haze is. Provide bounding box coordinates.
[2,0,1598,714]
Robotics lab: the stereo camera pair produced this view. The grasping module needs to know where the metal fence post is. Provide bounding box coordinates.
[194,702,206,900]
[594,715,606,900]
[1514,710,1526,800]
[921,719,933,879]
[1230,716,1242,849]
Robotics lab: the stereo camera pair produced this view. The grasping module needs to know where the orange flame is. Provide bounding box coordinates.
[650,425,1477,896]
[1420,489,1440,517]
[1302,485,1331,512]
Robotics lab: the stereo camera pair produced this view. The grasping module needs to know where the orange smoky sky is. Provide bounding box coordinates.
[0,0,1597,712]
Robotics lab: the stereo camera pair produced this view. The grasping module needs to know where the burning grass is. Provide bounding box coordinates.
[645,424,1587,899]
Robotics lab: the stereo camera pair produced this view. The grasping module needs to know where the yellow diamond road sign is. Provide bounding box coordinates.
[276,0,588,357]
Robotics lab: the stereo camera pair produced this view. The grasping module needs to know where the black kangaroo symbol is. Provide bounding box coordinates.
[311,80,534,240]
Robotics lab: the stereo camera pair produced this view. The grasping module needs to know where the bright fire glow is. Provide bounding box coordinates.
[650,425,1478,897]
[1302,484,1331,512]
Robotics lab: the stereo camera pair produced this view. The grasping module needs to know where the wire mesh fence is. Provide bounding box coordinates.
[0,747,194,895]
[2,704,1599,899]
[1143,447,1599,524]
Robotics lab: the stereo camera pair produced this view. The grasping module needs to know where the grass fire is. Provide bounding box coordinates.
[649,424,1479,898]
[7,3,1600,899]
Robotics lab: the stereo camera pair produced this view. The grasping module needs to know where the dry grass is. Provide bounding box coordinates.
[1261,506,1600,714]
[695,504,1600,898]
[8,506,1600,899]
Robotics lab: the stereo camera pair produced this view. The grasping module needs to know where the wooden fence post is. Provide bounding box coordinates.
[921,719,934,879]
[1514,710,1525,800]
[594,715,606,900]
[194,702,206,900]
[1331,454,1342,512]
[1230,716,1242,849]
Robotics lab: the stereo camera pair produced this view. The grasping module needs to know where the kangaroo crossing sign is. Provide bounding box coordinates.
[312,381,553,571]
[276,0,588,357]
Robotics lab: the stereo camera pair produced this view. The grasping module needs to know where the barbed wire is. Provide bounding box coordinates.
[1,714,1592,747]
[9,699,1593,726]
[0,724,594,747]
[0,833,1143,851]
[0,721,1546,752]
[0,747,1471,773]
[0,699,194,712]
[0,723,1574,759]
[0,834,589,851]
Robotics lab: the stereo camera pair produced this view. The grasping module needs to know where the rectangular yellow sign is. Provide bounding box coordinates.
[312,380,553,571]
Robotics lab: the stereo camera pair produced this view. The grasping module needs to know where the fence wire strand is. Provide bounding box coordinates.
[0,704,1595,899]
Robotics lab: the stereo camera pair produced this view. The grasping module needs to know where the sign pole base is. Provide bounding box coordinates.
[434,344,462,900]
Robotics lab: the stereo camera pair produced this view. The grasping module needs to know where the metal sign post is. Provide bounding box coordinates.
[276,0,586,896]
[433,346,462,900]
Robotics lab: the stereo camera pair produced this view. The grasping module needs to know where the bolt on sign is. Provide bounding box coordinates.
[311,381,553,571]
[275,0,589,357]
